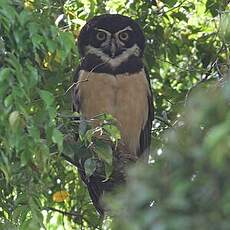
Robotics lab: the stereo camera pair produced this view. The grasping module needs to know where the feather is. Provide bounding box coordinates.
[138,67,154,159]
[72,67,154,215]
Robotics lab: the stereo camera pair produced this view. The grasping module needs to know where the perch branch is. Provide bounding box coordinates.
[45,207,80,218]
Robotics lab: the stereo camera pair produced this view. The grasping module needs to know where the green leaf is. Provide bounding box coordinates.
[84,128,95,145]
[59,32,75,62]
[0,222,17,230]
[9,111,20,127]
[31,34,43,48]
[15,193,28,206]
[46,40,57,53]
[205,0,219,17]
[19,10,32,26]
[103,124,121,142]
[20,150,32,166]
[4,94,13,107]
[28,22,40,36]
[35,143,49,170]
[79,120,88,140]
[39,90,54,107]
[13,205,29,222]
[84,158,97,177]
[0,68,11,82]
[104,162,113,180]
[171,12,188,22]
[219,12,230,43]
[0,153,11,183]
[203,123,230,151]
[63,140,87,160]
[163,0,177,7]
[52,128,64,152]
[97,113,114,121]
[26,64,39,87]
[94,140,113,165]
[28,126,40,142]
[20,217,41,230]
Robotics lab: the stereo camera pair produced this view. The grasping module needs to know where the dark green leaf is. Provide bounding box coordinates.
[84,158,97,177]
[52,128,64,152]
[94,140,113,165]
[39,90,54,107]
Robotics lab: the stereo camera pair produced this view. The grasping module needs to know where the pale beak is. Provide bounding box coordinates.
[110,38,117,58]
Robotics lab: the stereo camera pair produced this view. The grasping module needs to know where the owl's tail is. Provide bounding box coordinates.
[77,162,116,216]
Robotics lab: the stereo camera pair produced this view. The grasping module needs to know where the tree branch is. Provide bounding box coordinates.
[155,115,172,127]
[159,0,188,16]
[184,44,225,105]
[44,207,80,218]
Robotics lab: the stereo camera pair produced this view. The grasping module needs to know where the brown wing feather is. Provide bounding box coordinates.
[138,67,154,158]
[72,66,81,113]
[72,66,107,215]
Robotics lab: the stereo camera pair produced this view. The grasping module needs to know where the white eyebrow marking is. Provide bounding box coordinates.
[115,26,133,35]
[94,28,111,36]
[94,27,132,37]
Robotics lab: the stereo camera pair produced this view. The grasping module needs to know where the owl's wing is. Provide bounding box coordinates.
[72,66,106,215]
[72,65,81,113]
[138,67,154,159]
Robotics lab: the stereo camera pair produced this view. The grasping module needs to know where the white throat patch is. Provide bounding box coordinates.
[85,44,140,68]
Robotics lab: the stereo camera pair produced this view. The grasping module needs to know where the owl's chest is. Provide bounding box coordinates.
[77,69,149,153]
[77,70,148,119]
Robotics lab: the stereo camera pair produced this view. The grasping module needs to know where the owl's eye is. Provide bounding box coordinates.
[119,31,129,41]
[96,31,106,41]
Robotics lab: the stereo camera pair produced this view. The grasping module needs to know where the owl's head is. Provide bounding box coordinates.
[78,14,145,69]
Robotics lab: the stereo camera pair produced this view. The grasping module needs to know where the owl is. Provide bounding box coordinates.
[72,14,154,215]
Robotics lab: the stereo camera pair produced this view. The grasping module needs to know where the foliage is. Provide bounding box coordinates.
[107,79,230,230]
[0,0,93,229]
[0,0,229,229]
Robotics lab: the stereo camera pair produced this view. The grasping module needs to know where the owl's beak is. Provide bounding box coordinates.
[103,38,122,58]
[110,38,116,58]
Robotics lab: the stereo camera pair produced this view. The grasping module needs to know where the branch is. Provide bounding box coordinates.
[61,153,78,167]
[44,207,80,218]
[155,115,172,127]
[157,58,206,74]
[184,44,225,105]
[65,58,111,95]
[57,113,80,119]
[159,0,188,16]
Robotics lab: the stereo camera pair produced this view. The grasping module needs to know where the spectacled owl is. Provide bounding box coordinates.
[72,14,154,215]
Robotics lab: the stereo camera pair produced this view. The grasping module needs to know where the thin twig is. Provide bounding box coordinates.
[215,60,224,79]
[65,58,111,95]
[155,115,172,127]
[184,71,213,106]
[157,58,206,74]
[184,44,225,105]
[65,79,88,95]
[45,207,80,218]
[159,0,188,16]
[57,113,80,119]
[61,153,77,166]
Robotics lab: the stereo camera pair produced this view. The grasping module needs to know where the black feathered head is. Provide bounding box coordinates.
[78,14,145,60]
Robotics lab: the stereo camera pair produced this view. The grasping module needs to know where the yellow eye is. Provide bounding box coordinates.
[96,31,106,41]
[119,31,129,41]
